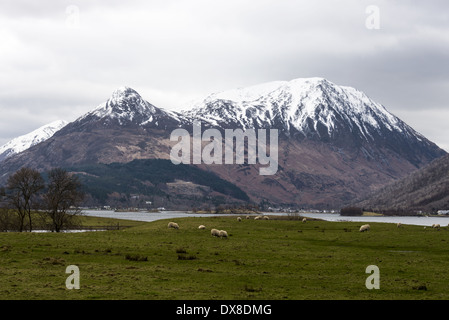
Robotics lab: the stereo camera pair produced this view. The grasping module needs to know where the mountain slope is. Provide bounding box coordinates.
[0,120,67,162]
[354,153,449,212]
[68,159,250,209]
[183,77,443,167]
[180,78,445,207]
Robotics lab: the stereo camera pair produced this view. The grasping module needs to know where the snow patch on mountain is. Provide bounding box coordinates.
[0,120,68,161]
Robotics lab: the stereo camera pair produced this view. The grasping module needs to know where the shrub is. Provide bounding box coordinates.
[177,254,197,260]
[125,254,148,262]
[340,207,363,216]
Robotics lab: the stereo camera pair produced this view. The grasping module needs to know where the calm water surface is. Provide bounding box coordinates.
[82,210,449,227]
[300,213,449,227]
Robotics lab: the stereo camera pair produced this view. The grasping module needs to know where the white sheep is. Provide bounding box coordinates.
[168,222,179,229]
[198,225,206,229]
[246,216,250,219]
[211,228,220,237]
[218,230,228,238]
[254,215,261,220]
[302,217,307,223]
[263,215,269,220]
[432,224,440,229]
[359,224,370,232]
[397,223,402,228]
[237,217,242,222]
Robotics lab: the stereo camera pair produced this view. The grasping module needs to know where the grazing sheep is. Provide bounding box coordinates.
[302,218,307,223]
[254,215,261,220]
[168,222,179,229]
[397,223,402,228]
[263,216,269,220]
[432,224,440,229]
[237,217,242,222]
[218,230,228,238]
[246,216,250,219]
[359,224,370,232]
[211,228,220,237]
[198,225,206,229]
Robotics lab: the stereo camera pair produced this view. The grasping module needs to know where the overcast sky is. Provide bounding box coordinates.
[1,0,448,151]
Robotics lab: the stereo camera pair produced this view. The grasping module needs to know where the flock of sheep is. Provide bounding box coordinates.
[168,217,446,236]
[168,219,230,238]
[359,222,445,232]
[166,214,275,239]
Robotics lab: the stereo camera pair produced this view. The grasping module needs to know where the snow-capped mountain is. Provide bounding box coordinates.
[183,78,419,141]
[0,120,67,162]
[182,77,440,166]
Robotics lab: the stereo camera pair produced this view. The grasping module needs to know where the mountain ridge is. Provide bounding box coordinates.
[0,120,68,162]
[354,153,449,212]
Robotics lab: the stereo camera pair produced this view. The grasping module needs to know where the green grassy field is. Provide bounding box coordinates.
[1,215,449,300]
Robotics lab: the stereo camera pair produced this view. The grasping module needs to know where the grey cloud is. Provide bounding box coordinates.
[0,1,448,151]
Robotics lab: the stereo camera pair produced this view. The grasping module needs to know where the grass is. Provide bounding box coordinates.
[362,211,384,216]
[76,215,144,229]
[1,215,449,299]
[0,210,143,231]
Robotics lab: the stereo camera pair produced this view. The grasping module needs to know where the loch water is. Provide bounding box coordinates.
[82,210,449,227]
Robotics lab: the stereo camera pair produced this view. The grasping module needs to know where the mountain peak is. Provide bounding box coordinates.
[108,86,147,110]
[110,86,142,104]
[73,86,187,130]
[290,76,328,84]
[78,87,157,125]
[206,77,333,102]
[113,86,136,93]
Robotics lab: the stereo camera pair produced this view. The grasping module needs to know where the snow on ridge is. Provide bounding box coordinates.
[0,120,68,160]
[210,80,286,103]
[182,77,409,140]
[194,77,328,106]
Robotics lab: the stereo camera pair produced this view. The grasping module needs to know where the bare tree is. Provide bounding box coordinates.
[43,168,84,232]
[6,167,44,232]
